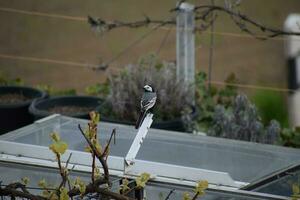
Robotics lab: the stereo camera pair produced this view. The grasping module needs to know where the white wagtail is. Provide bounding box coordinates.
[135,85,157,129]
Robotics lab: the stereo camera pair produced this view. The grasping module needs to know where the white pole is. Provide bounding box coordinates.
[176,2,195,105]
[284,14,300,127]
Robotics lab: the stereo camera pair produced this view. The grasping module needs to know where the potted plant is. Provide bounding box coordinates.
[94,54,197,131]
[0,85,46,134]
[29,95,104,120]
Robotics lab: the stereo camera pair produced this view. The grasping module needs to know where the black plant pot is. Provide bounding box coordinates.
[100,106,197,132]
[0,86,47,134]
[29,96,104,120]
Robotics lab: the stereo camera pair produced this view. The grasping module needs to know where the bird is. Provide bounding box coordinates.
[135,85,157,129]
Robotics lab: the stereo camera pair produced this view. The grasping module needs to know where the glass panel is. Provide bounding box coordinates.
[137,128,300,183]
[0,115,135,157]
[0,161,284,200]
[245,164,300,197]
[2,115,300,184]
[0,161,120,196]
[145,183,281,200]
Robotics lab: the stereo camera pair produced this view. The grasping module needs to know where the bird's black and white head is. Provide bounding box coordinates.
[143,85,154,92]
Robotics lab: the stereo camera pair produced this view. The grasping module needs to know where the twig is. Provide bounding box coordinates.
[191,192,200,200]
[194,5,300,38]
[91,19,173,71]
[88,4,300,38]
[56,153,67,190]
[0,185,46,200]
[102,128,116,159]
[164,189,175,200]
[65,153,73,169]
[91,152,96,183]
[78,124,110,184]
[6,183,30,194]
[67,178,134,200]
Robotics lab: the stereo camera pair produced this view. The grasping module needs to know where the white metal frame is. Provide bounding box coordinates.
[0,114,292,199]
[0,155,289,200]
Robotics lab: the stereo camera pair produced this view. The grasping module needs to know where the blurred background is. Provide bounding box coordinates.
[0,0,300,129]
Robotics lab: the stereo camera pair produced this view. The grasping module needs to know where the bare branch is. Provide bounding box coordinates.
[0,184,46,200]
[88,4,300,39]
[194,5,300,37]
[164,189,175,200]
[78,124,110,184]
[102,128,116,159]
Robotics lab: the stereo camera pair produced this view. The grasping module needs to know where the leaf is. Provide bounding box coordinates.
[119,178,130,194]
[194,180,208,196]
[135,173,150,188]
[42,190,51,198]
[94,167,101,179]
[49,141,68,155]
[49,192,59,200]
[50,132,60,142]
[74,177,86,196]
[59,187,69,200]
[90,111,100,124]
[293,184,300,195]
[84,145,92,153]
[21,177,30,185]
[182,192,191,200]
[94,141,102,153]
[38,179,47,188]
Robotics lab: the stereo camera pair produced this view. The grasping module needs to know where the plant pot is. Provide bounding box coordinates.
[0,86,47,134]
[100,105,197,132]
[29,96,104,120]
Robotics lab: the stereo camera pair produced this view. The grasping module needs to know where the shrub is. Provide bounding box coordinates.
[187,72,238,132]
[252,90,289,128]
[280,127,300,148]
[101,54,191,122]
[208,94,281,144]
[0,72,23,86]
[36,84,77,96]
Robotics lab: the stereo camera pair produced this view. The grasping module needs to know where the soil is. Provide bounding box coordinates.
[0,93,31,104]
[47,105,94,116]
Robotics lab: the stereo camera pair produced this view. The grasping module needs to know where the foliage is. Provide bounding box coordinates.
[135,173,150,188]
[292,183,300,200]
[182,180,208,200]
[194,180,208,196]
[36,84,76,96]
[208,94,281,144]
[21,177,30,186]
[0,72,24,86]
[280,127,300,148]
[101,54,192,122]
[185,72,238,133]
[49,132,68,155]
[119,178,130,194]
[252,90,289,127]
[85,81,110,98]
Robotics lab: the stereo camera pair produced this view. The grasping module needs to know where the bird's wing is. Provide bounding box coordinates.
[141,92,157,110]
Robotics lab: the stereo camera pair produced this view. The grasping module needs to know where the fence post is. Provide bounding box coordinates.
[284,14,300,127]
[176,2,195,105]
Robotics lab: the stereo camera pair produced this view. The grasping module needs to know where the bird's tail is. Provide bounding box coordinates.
[135,110,146,129]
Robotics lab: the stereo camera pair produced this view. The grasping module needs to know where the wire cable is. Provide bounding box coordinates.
[210,80,294,92]
[0,6,298,41]
[0,53,294,92]
[0,53,97,68]
[0,7,85,22]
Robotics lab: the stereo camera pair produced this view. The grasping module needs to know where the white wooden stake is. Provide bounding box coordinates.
[125,113,153,167]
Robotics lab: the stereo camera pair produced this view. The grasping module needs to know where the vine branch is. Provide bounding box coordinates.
[88,3,300,39]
